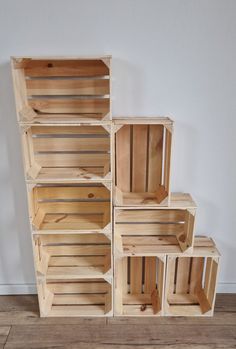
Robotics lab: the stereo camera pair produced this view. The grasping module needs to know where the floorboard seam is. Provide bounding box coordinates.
[3,325,11,349]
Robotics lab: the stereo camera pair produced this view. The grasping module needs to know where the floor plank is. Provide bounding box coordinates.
[0,294,235,348]
[5,324,236,348]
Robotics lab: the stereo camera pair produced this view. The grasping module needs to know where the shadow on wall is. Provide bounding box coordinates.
[171,120,199,192]
[112,57,145,115]
[0,61,35,290]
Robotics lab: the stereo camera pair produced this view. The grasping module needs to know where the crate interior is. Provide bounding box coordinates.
[30,184,111,232]
[115,256,164,316]
[12,58,110,123]
[115,208,194,254]
[24,125,110,181]
[39,279,112,316]
[166,255,219,316]
[115,124,172,205]
[34,233,111,279]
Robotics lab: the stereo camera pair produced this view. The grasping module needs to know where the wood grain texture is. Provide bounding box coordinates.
[0,295,235,348]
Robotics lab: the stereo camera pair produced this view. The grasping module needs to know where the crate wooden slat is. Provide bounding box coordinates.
[11,56,111,123]
[113,117,173,206]
[21,124,111,182]
[37,278,112,317]
[33,233,112,280]
[28,184,111,234]
[114,193,196,255]
[164,236,220,316]
[114,256,165,316]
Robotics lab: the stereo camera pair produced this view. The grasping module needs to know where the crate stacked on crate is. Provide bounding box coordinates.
[113,117,220,317]
[12,56,113,317]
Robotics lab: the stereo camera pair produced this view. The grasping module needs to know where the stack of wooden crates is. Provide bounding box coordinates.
[11,56,220,317]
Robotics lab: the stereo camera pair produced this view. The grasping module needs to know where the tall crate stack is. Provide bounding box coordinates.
[12,56,220,317]
[11,56,113,316]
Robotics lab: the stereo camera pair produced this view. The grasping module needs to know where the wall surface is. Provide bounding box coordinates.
[0,0,235,294]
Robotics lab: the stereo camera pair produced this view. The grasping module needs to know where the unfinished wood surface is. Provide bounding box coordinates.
[12,57,111,123]
[114,205,196,255]
[114,256,165,316]
[22,125,111,182]
[33,233,111,281]
[29,184,111,232]
[165,238,220,316]
[114,119,173,206]
[37,279,112,317]
[114,192,197,210]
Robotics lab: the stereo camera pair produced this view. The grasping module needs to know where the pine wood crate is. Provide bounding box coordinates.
[28,184,111,234]
[113,117,173,206]
[114,193,196,255]
[115,256,165,316]
[21,124,111,182]
[11,56,111,124]
[37,278,112,317]
[33,234,112,280]
[164,236,220,316]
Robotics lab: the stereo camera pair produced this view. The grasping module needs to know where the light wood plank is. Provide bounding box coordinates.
[148,125,163,191]
[132,125,148,192]
[189,257,204,293]
[28,98,109,114]
[130,257,143,294]
[33,137,110,152]
[26,79,109,96]
[35,153,109,167]
[23,59,110,77]
[115,125,131,192]
[175,258,191,294]
[144,257,156,294]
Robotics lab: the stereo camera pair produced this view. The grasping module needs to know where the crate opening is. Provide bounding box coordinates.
[39,278,112,316]
[12,58,111,123]
[115,124,172,206]
[115,208,195,254]
[115,256,164,316]
[30,184,111,232]
[34,233,111,279]
[166,255,219,316]
[23,125,111,181]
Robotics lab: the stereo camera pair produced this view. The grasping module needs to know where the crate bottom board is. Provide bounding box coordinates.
[121,235,187,255]
[116,191,169,206]
[45,305,109,317]
[21,113,109,125]
[166,293,213,316]
[39,213,107,231]
[121,293,162,316]
[29,166,110,182]
[34,212,110,231]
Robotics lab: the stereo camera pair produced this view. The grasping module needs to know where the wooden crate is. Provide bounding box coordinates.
[114,256,165,316]
[113,117,173,206]
[164,236,220,316]
[11,56,111,123]
[28,183,111,234]
[21,124,111,182]
[37,278,112,317]
[114,193,196,255]
[33,234,111,280]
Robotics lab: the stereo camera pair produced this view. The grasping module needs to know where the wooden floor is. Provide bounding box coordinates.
[0,294,235,348]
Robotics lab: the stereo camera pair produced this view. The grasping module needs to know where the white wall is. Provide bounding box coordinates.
[0,0,235,294]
